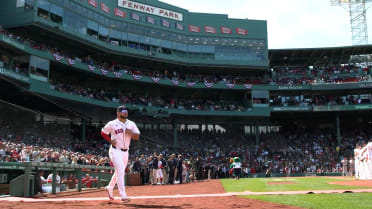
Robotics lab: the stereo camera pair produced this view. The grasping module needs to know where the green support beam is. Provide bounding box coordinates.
[23,162,31,197]
[52,167,56,195]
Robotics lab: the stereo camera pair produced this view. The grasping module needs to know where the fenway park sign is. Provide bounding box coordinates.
[118,0,183,21]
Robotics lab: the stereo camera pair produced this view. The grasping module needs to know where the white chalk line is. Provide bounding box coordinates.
[2,189,372,202]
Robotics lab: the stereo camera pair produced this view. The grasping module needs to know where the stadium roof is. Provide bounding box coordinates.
[269,44,372,66]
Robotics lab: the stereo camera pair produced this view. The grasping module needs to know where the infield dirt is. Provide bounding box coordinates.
[1,179,303,209]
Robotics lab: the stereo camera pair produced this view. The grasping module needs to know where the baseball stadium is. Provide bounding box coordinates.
[0,0,372,208]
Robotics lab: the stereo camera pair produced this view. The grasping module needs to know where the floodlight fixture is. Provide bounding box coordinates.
[330,0,372,45]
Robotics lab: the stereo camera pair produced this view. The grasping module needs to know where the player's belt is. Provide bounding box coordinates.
[112,145,128,152]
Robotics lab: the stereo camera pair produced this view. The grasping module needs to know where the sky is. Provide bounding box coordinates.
[160,0,372,49]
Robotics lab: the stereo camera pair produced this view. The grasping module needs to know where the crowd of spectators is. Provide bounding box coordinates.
[270,94,372,107]
[1,27,372,188]
[50,78,372,111]
[2,28,372,114]
[1,28,371,90]
[1,118,371,185]
[0,28,263,86]
[271,65,372,85]
[50,80,247,112]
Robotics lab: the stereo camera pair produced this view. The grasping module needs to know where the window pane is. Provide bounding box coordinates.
[54,0,63,5]
[88,9,93,19]
[162,40,171,48]
[150,37,161,46]
[179,43,187,51]
[104,17,110,27]
[139,35,150,44]
[188,45,201,52]
[122,32,127,40]
[62,10,72,29]
[63,0,69,8]
[75,3,81,14]
[121,22,127,31]
[87,20,98,31]
[50,4,63,16]
[128,33,138,41]
[30,56,49,70]
[37,0,49,10]
[110,29,121,39]
[99,15,104,24]
[99,25,109,36]
[81,7,87,17]
[78,16,87,35]
[94,12,99,22]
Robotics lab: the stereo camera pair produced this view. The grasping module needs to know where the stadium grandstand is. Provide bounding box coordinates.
[0,0,372,197]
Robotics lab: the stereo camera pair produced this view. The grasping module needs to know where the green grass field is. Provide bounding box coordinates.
[245,193,372,209]
[220,177,372,209]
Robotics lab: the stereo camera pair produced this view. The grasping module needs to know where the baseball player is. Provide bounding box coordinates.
[156,155,164,185]
[368,140,372,179]
[359,140,372,180]
[101,105,140,203]
[359,142,368,180]
[341,157,348,176]
[354,143,361,179]
[348,157,354,176]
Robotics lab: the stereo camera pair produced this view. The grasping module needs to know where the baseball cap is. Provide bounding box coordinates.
[117,105,128,113]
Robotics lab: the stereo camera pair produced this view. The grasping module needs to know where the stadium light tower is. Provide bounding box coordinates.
[330,0,372,45]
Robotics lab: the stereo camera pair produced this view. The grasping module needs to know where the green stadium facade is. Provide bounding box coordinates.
[0,0,371,147]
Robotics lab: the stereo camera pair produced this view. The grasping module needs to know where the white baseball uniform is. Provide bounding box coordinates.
[354,148,360,179]
[366,143,372,179]
[359,146,368,180]
[156,160,164,179]
[102,118,140,199]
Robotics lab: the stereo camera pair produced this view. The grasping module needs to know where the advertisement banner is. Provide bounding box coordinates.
[187,82,196,87]
[88,0,97,7]
[176,23,184,31]
[162,19,170,27]
[204,81,214,88]
[236,27,248,35]
[101,2,110,13]
[131,13,140,21]
[204,26,216,33]
[271,106,312,112]
[313,104,372,112]
[171,79,179,85]
[220,27,232,34]
[189,25,200,33]
[243,84,253,89]
[113,71,122,78]
[151,77,160,83]
[147,16,155,24]
[114,8,126,18]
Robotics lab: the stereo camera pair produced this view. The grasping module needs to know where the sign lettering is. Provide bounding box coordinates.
[118,0,183,21]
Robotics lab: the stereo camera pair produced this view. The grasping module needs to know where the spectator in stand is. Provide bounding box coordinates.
[176,154,183,184]
[66,173,76,189]
[47,172,61,187]
[82,174,93,188]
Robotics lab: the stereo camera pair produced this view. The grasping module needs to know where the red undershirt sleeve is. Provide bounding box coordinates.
[100,131,111,142]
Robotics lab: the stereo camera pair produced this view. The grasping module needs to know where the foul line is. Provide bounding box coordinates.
[2,189,372,202]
